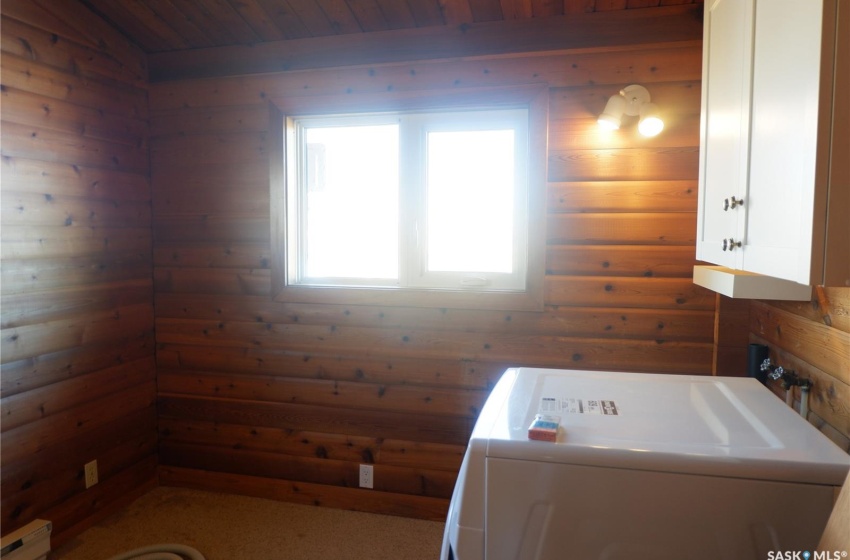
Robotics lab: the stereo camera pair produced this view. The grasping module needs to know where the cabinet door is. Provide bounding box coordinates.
[696,0,754,268]
[744,0,824,285]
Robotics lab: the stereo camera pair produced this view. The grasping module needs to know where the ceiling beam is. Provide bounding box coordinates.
[148,4,702,82]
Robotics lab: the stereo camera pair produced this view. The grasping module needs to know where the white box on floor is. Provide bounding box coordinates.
[1,519,52,560]
[440,368,850,560]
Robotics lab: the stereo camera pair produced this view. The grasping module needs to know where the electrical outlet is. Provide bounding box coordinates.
[359,464,373,489]
[84,460,98,489]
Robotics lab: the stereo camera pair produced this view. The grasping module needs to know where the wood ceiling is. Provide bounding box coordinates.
[80,0,704,54]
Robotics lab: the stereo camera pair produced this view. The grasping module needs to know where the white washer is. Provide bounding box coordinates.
[440,368,849,560]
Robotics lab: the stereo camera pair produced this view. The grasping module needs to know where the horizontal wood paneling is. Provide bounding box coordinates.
[0,0,156,540]
[751,301,850,381]
[1,303,154,363]
[152,217,270,243]
[158,417,466,472]
[1,121,149,174]
[2,407,156,498]
[547,180,697,213]
[155,343,506,390]
[150,105,268,137]
[749,289,850,452]
[546,212,697,245]
[158,441,458,498]
[1,356,155,431]
[153,267,270,295]
[153,243,270,269]
[0,255,152,294]
[150,131,267,168]
[1,226,152,260]
[1,192,152,228]
[154,317,711,372]
[148,33,714,520]
[1,380,156,467]
[1,157,151,201]
[0,53,148,117]
[765,288,850,337]
[157,368,488,417]
[45,458,158,548]
[154,293,713,340]
[1,0,147,72]
[545,276,714,310]
[545,245,700,276]
[1,86,148,147]
[548,146,700,182]
[157,395,474,446]
[1,279,152,328]
[1,332,156,396]
[0,15,146,86]
[2,411,157,529]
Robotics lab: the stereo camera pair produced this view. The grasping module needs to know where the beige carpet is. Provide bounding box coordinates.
[50,487,445,560]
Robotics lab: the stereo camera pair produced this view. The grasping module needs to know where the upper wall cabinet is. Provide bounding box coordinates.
[695,0,849,297]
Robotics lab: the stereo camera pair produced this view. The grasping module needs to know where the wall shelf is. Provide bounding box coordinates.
[693,265,812,301]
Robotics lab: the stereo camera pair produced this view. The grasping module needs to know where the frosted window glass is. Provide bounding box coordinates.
[304,125,399,279]
[426,130,515,273]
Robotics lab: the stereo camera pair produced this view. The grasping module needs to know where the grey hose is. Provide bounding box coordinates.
[104,544,205,560]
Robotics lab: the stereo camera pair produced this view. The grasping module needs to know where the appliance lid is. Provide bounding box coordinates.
[482,368,850,485]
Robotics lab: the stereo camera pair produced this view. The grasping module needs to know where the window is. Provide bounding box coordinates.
[270,86,547,311]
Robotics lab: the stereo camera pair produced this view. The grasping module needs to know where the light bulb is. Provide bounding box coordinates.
[638,103,664,137]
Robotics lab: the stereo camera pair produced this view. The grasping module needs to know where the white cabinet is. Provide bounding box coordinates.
[695,0,849,297]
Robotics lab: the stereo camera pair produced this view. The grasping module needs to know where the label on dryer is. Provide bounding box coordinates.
[600,400,619,415]
[540,397,619,415]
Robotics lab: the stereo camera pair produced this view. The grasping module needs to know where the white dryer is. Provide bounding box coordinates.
[440,368,849,560]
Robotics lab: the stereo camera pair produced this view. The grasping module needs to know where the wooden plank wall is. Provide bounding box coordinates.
[0,0,156,545]
[148,39,715,519]
[750,289,850,452]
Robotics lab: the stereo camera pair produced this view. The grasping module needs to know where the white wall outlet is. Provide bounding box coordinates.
[84,460,98,488]
[359,464,373,489]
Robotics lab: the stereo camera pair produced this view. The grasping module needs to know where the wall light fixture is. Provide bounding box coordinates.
[597,84,664,137]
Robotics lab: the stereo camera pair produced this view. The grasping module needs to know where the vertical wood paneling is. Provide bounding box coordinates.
[712,294,750,376]
[0,0,155,546]
[148,41,714,519]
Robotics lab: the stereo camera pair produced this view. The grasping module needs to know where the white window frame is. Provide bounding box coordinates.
[269,85,548,311]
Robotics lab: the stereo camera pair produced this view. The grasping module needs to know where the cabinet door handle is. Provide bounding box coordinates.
[722,238,742,251]
[723,197,745,211]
